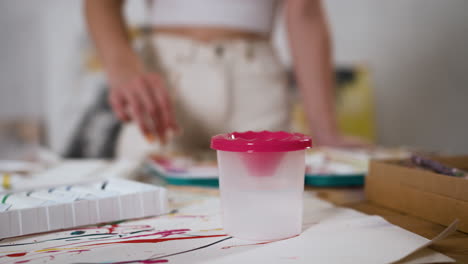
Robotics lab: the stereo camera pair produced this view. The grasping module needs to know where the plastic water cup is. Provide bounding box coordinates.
[211,131,312,241]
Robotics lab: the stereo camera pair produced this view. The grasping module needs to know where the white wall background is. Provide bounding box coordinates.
[325,0,468,154]
[1,0,467,155]
[0,1,47,119]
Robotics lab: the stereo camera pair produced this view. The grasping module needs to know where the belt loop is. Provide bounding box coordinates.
[246,40,255,61]
[215,44,224,57]
[187,37,198,62]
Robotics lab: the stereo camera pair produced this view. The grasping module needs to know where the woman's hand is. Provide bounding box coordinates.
[84,1,178,143]
[108,70,179,144]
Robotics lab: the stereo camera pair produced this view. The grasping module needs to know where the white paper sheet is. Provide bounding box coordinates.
[397,248,454,264]
[0,192,454,264]
[202,214,451,264]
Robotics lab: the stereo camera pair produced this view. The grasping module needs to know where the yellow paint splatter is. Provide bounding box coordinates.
[200,228,223,232]
[2,173,11,189]
[35,247,84,253]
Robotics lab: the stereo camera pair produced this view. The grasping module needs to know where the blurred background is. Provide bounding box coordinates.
[1,0,467,161]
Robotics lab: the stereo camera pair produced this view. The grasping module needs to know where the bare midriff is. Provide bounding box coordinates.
[153,26,269,42]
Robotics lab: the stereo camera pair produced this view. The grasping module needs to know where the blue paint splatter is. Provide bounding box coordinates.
[71,230,85,235]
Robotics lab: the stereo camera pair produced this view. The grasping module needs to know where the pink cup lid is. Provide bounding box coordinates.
[210,131,312,152]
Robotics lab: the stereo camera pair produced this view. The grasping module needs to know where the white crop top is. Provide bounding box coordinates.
[151,0,279,35]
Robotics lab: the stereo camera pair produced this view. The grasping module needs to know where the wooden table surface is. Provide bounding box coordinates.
[308,186,468,264]
[161,177,468,264]
[166,183,468,263]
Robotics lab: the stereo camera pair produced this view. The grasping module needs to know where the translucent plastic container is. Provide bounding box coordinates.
[211,131,312,241]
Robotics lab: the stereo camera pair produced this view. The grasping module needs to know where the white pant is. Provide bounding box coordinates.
[117,34,290,159]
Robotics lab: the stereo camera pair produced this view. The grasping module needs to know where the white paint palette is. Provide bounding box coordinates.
[0,179,168,239]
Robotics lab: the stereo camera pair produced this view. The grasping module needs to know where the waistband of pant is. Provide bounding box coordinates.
[151,32,272,56]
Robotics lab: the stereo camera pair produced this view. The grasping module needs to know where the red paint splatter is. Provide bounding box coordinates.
[281,256,299,260]
[6,228,190,257]
[6,252,27,257]
[107,224,119,233]
[153,229,190,238]
[86,234,227,247]
[121,229,190,240]
[14,260,30,264]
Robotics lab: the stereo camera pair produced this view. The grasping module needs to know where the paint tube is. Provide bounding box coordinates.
[25,188,80,203]
[0,203,12,212]
[1,173,24,191]
[0,193,57,210]
[57,185,119,200]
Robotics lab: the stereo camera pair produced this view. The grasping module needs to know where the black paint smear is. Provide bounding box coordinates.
[167,209,179,214]
[89,236,115,239]
[71,236,233,264]
[128,229,154,235]
[95,209,178,227]
[0,209,179,249]
[151,236,233,260]
[100,181,108,190]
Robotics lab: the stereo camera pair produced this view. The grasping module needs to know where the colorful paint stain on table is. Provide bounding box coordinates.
[0,194,272,264]
[0,222,229,263]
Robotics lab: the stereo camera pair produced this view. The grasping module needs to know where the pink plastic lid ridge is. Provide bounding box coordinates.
[210,131,312,152]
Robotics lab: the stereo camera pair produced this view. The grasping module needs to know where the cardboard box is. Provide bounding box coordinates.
[366,156,468,233]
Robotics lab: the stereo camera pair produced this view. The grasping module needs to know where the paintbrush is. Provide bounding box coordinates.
[410,154,468,178]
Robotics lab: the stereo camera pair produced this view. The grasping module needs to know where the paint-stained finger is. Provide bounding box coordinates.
[148,75,179,134]
[141,78,169,143]
[133,78,161,138]
[144,77,170,143]
[109,91,130,122]
[122,86,151,136]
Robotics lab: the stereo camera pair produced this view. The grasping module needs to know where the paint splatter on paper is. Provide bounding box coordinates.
[0,196,238,264]
[0,192,302,264]
[5,253,27,258]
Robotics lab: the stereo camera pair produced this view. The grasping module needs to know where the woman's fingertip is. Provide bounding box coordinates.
[159,133,167,145]
[165,129,175,141]
[174,126,183,136]
[145,133,156,142]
